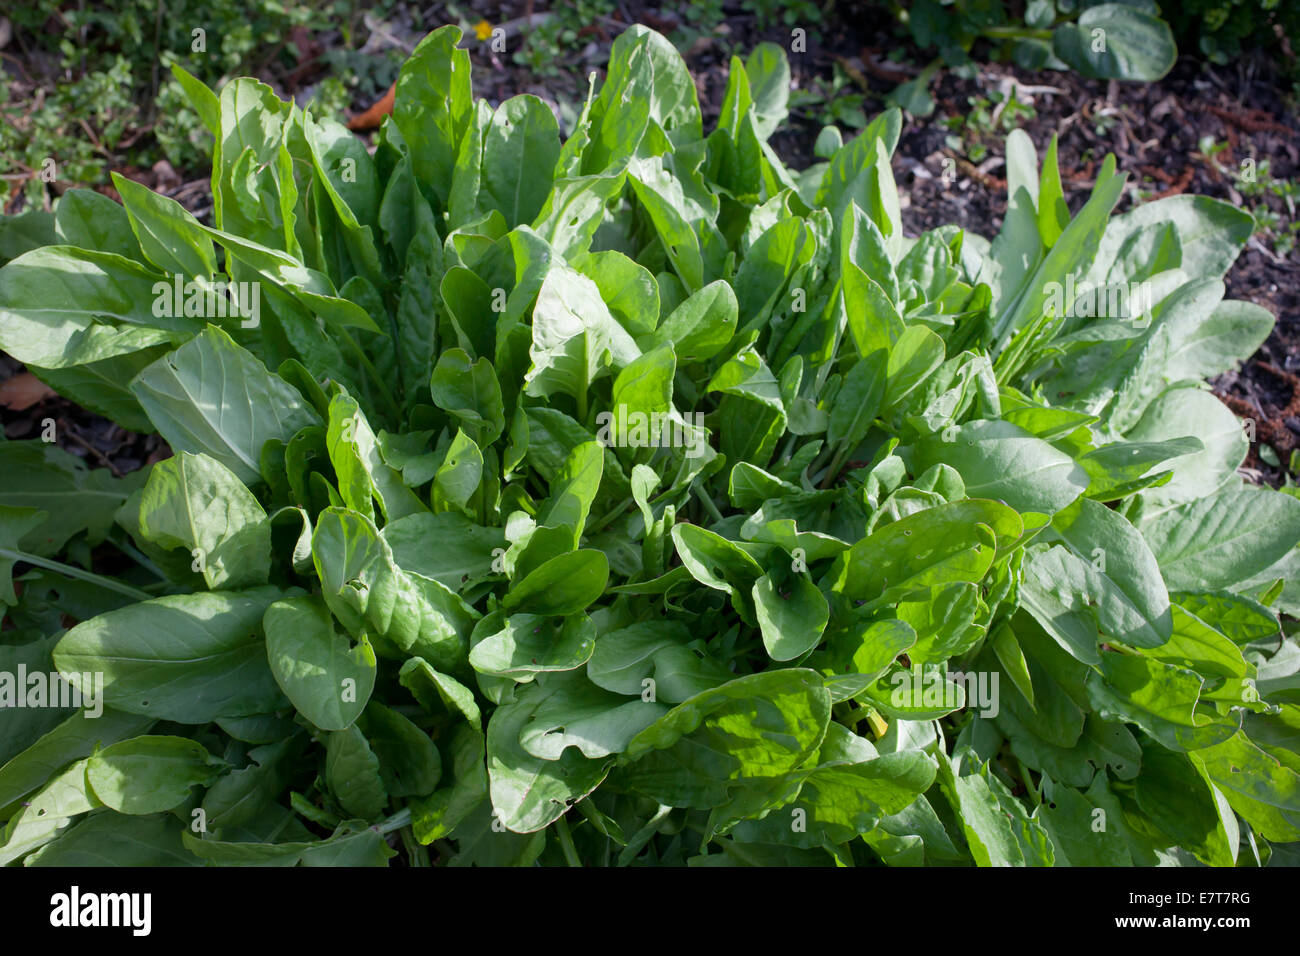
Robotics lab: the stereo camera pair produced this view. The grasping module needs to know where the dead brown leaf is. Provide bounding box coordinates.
[0,371,56,411]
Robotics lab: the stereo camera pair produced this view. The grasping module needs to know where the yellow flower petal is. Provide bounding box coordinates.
[474,19,493,41]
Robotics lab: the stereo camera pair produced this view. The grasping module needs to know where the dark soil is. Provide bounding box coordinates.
[3,1,1298,482]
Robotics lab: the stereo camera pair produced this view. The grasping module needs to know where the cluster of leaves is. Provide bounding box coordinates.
[890,0,1177,115]
[0,25,1298,867]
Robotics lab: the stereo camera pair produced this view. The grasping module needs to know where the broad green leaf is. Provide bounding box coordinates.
[937,750,1054,866]
[1053,4,1176,81]
[524,264,640,404]
[86,735,221,814]
[0,759,100,865]
[481,95,561,226]
[53,587,289,723]
[430,348,506,447]
[587,621,733,704]
[1046,496,1172,648]
[28,813,201,867]
[487,681,610,832]
[312,507,476,672]
[617,670,832,809]
[325,723,387,820]
[912,420,1089,515]
[469,613,597,678]
[502,549,609,616]
[1141,484,1300,591]
[391,26,473,208]
[138,451,271,589]
[0,246,200,369]
[326,392,426,523]
[517,672,668,760]
[54,188,140,261]
[264,595,376,731]
[833,499,1023,604]
[0,442,139,557]
[753,572,829,661]
[131,326,319,485]
[357,701,442,798]
[201,736,301,831]
[183,824,394,866]
[0,708,154,810]
[112,172,219,278]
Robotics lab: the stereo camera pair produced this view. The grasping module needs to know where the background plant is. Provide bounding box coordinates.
[0,0,401,210]
[889,0,1178,115]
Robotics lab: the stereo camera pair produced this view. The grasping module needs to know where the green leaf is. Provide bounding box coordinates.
[183,824,395,866]
[86,735,221,814]
[325,723,387,820]
[1142,484,1300,591]
[833,499,1023,604]
[54,188,140,261]
[326,392,426,523]
[487,681,610,832]
[0,246,200,369]
[0,708,154,810]
[391,26,474,208]
[201,736,301,831]
[481,96,561,226]
[357,701,442,798]
[28,813,201,867]
[430,348,506,447]
[753,572,829,661]
[587,621,733,704]
[312,507,476,672]
[131,326,320,485]
[516,672,667,760]
[469,613,597,678]
[138,451,271,589]
[617,670,832,810]
[264,595,376,731]
[383,512,505,592]
[1191,731,1300,843]
[937,750,1054,866]
[524,263,640,404]
[53,587,289,723]
[827,350,886,449]
[0,759,101,865]
[651,280,737,362]
[0,442,141,557]
[1053,4,1176,82]
[911,420,1089,515]
[1045,496,1172,648]
[502,549,609,616]
[112,173,219,278]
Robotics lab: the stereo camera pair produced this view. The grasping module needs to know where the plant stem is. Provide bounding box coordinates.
[400,825,430,866]
[617,803,674,867]
[337,326,403,424]
[1017,758,1042,807]
[554,814,583,867]
[982,25,1053,41]
[0,548,154,602]
[694,485,725,524]
[107,535,165,580]
[821,444,851,489]
[375,806,411,835]
[591,497,635,533]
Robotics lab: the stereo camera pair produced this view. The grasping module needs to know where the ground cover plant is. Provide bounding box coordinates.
[0,24,1298,867]
[888,0,1178,116]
